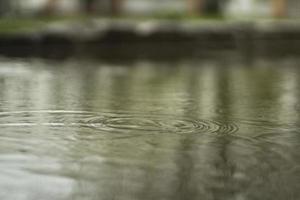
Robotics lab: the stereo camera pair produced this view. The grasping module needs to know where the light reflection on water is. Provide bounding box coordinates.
[0,57,300,200]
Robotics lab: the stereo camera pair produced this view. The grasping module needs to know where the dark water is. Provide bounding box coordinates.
[0,57,299,200]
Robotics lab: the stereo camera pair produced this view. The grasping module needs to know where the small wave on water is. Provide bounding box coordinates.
[0,110,239,136]
[233,117,300,134]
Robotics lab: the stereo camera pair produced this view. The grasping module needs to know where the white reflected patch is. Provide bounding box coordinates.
[0,155,73,200]
[0,62,33,77]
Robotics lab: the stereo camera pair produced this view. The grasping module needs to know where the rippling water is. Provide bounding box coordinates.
[0,57,300,200]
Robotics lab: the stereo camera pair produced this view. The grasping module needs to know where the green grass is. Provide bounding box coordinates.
[0,14,224,34]
[0,18,45,33]
[0,15,92,34]
[0,14,294,34]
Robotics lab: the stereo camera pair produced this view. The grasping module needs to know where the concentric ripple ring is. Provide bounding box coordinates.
[0,110,239,135]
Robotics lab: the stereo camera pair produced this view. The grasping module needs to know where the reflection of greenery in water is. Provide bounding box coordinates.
[0,57,299,200]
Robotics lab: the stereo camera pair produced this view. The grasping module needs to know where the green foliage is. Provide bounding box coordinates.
[0,15,90,34]
[0,18,44,33]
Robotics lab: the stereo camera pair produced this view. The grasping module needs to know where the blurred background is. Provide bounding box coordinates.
[0,0,298,19]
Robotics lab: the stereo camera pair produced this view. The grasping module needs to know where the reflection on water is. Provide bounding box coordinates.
[0,57,300,200]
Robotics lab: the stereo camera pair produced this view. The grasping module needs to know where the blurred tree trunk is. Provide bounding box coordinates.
[272,0,286,17]
[45,0,59,15]
[0,0,5,15]
[0,0,10,16]
[81,0,123,16]
[203,0,222,15]
[82,0,97,14]
[110,0,122,16]
[187,0,223,16]
[187,0,204,15]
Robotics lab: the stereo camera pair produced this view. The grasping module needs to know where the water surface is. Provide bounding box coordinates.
[0,57,299,200]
